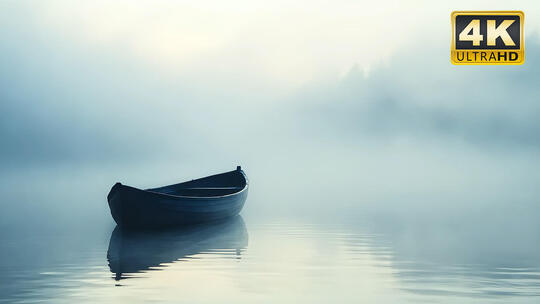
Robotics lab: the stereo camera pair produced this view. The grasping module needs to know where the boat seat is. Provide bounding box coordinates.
[182,187,242,190]
[152,186,243,197]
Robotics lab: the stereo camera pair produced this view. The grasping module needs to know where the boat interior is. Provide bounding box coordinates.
[146,169,247,197]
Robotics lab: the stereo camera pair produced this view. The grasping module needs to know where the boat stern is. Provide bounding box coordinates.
[107,182,125,226]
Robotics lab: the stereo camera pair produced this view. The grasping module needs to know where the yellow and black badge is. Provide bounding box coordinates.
[451,11,524,65]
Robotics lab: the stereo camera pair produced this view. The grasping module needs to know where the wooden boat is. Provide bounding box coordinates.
[107,215,248,280]
[107,166,248,228]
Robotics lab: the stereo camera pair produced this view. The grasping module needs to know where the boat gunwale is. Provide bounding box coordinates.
[116,170,249,200]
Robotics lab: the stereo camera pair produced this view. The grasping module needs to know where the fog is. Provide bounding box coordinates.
[1,2,540,230]
[1,2,540,303]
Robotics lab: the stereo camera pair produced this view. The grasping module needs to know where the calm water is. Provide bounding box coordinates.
[1,165,540,303]
[2,216,540,303]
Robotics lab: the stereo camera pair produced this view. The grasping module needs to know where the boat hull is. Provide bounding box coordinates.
[107,168,248,228]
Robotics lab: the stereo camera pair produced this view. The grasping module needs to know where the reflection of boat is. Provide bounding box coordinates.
[107,167,248,228]
[107,216,248,280]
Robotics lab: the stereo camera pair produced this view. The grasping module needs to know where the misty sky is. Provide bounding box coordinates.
[1,1,539,164]
[1,1,540,221]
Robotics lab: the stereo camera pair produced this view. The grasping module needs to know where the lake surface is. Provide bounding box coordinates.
[2,216,540,303]
[1,163,540,303]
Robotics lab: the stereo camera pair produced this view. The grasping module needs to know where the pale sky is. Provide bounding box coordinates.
[1,1,539,165]
[20,0,540,88]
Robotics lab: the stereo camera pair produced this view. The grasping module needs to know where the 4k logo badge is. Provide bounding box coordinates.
[451,11,524,65]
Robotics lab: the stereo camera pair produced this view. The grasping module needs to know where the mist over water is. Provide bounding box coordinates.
[2,136,539,303]
[2,1,540,303]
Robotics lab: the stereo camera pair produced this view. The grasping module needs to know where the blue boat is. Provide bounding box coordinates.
[107,166,248,228]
